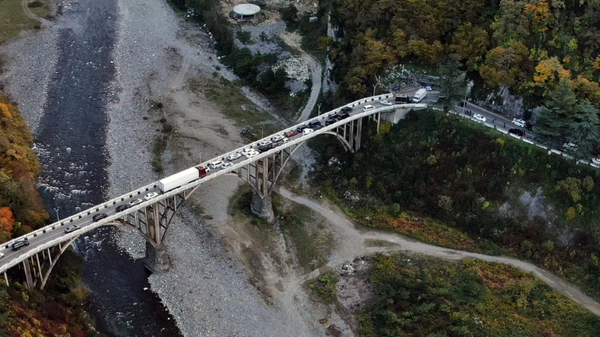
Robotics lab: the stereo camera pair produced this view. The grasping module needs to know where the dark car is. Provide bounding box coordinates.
[525,122,534,131]
[92,213,108,222]
[313,124,324,130]
[116,204,130,212]
[325,118,337,126]
[508,128,525,136]
[337,111,350,120]
[11,239,29,251]
[296,125,308,133]
[257,144,274,152]
[340,106,352,113]
[308,120,321,128]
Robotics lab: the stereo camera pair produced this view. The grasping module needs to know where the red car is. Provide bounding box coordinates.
[285,130,299,138]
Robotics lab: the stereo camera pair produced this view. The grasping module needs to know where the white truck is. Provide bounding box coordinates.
[412,88,427,102]
[158,166,207,192]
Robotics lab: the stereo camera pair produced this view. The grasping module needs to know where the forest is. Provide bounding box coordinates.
[358,253,600,336]
[315,109,600,303]
[327,0,600,107]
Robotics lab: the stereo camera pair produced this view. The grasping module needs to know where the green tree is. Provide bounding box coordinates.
[449,23,490,71]
[534,78,578,143]
[569,100,600,159]
[437,55,466,110]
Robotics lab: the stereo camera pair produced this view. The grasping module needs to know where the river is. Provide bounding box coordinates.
[33,0,181,335]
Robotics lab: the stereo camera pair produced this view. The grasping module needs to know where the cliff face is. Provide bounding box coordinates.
[0,93,49,242]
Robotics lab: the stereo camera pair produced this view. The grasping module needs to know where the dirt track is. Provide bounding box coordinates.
[275,187,600,318]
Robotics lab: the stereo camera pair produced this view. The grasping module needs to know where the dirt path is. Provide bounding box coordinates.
[275,187,600,318]
[21,0,51,26]
[279,32,322,122]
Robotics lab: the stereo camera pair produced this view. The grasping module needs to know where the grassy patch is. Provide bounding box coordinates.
[307,271,338,304]
[151,136,167,173]
[0,0,50,44]
[360,253,600,336]
[188,76,279,137]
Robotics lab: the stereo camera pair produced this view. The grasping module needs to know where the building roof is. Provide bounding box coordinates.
[233,4,261,16]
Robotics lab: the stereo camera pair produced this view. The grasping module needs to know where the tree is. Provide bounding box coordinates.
[449,23,490,71]
[0,207,15,239]
[569,101,600,159]
[534,78,578,143]
[437,55,466,109]
[479,40,529,88]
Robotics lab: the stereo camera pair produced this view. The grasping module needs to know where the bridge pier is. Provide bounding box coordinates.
[144,242,170,273]
[251,191,275,223]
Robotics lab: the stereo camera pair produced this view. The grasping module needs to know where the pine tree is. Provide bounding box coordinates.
[437,55,466,110]
[534,78,578,143]
[569,100,600,159]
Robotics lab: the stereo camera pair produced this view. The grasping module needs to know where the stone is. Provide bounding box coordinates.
[251,190,275,223]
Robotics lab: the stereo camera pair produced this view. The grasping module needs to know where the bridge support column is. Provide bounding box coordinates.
[22,259,34,288]
[251,190,275,223]
[144,242,170,273]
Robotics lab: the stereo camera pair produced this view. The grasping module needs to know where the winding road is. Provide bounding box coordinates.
[276,187,600,317]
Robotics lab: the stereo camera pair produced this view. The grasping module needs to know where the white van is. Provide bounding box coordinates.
[413,88,427,102]
[208,160,224,169]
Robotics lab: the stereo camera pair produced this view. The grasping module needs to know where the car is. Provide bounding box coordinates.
[563,143,578,151]
[257,144,274,152]
[379,100,393,106]
[362,105,375,112]
[116,204,130,212]
[244,149,259,158]
[257,139,272,147]
[271,134,284,142]
[592,158,600,165]
[325,118,338,126]
[425,86,432,91]
[222,162,233,168]
[285,130,299,138]
[144,192,159,201]
[208,160,224,169]
[129,198,143,207]
[0,252,4,259]
[473,113,486,123]
[296,125,308,133]
[64,224,81,233]
[302,128,314,135]
[336,111,350,119]
[512,118,526,128]
[11,239,29,251]
[227,152,241,161]
[508,128,525,136]
[313,124,324,130]
[92,213,108,222]
[340,106,352,113]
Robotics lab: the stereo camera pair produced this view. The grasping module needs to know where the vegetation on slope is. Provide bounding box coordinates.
[315,109,600,301]
[358,253,600,336]
[0,94,49,243]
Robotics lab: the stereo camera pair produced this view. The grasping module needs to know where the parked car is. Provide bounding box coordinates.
[302,128,314,135]
[563,143,578,151]
[0,252,4,259]
[285,130,299,138]
[473,113,486,123]
[245,151,259,158]
[379,100,393,106]
[425,86,432,91]
[340,106,352,113]
[144,192,159,201]
[508,128,525,136]
[296,125,308,133]
[362,105,375,112]
[11,239,29,251]
[227,152,241,161]
[64,224,81,233]
[512,118,526,128]
[592,158,600,165]
[116,204,130,212]
[129,198,143,207]
[308,120,321,128]
[208,160,224,169]
[92,213,108,222]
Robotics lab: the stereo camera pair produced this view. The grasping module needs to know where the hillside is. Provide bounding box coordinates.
[315,109,600,303]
